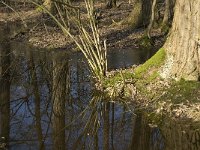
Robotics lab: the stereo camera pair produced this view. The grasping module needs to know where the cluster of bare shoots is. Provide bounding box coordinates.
[32,0,107,83]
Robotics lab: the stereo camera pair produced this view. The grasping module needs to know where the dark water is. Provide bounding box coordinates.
[1,23,200,150]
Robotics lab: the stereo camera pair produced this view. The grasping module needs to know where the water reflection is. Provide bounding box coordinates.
[107,48,156,70]
[0,23,11,150]
[28,51,44,149]
[52,52,68,150]
[0,24,200,150]
[0,41,137,149]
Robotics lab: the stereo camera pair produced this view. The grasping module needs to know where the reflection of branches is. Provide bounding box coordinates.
[0,94,30,109]
[72,94,101,149]
[11,99,26,118]
[68,89,136,149]
[26,99,35,117]
[42,105,53,149]
[0,51,13,79]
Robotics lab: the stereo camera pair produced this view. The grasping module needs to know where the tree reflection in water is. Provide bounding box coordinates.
[0,37,199,150]
[52,52,68,150]
[0,23,11,150]
[2,48,136,149]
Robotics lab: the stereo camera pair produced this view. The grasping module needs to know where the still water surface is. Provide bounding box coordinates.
[0,23,200,150]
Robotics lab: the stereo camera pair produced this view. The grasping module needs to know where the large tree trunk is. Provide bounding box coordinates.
[125,0,152,29]
[161,0,200,81]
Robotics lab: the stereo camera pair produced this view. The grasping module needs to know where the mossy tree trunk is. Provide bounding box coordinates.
[125,0,152,29]
[161,0,200,81]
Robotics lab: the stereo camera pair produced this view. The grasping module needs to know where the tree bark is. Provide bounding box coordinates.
[162,0,170,27]
[147,0,157,38]
[161,0,175,32]
[161,0,200,81]
[125,0,152,29]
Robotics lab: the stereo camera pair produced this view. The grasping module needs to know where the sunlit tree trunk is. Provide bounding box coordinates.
[0,24,11,149]
[52,53,68,150]
[28,52,45,150]
[161,0,175,32]
[162,0,170,27]
[147,0,157,38]
[161,0,200,81]
[125,0,152,29]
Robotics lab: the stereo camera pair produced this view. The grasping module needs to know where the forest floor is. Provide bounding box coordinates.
[1,0,200,126]
[0,0,164,50]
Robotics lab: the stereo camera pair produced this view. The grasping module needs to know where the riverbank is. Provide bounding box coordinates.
[104,48,200,126]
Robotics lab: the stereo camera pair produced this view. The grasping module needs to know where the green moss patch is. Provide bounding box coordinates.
[103,70,135,87]
[134,48,166,78]
[103,48,166,88]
